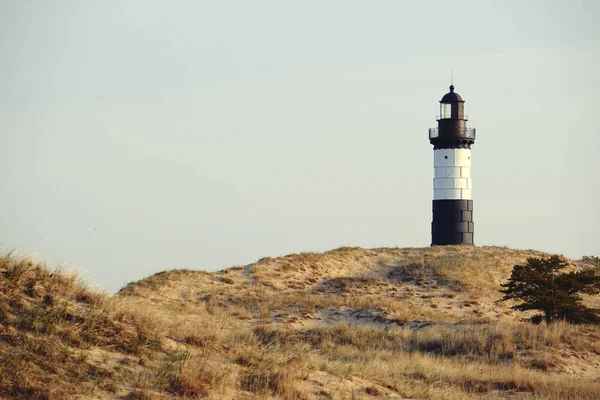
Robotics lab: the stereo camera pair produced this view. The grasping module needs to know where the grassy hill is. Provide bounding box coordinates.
[1,246,600,399]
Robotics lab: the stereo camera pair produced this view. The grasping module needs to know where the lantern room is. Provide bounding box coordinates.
[437,85,465,120]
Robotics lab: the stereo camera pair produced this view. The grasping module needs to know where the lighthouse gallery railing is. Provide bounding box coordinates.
[429,128,476,140]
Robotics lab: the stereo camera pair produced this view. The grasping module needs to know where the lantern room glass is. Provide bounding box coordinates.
[440,103,451,119]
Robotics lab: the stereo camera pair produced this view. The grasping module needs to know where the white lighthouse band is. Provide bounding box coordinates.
[433,148,472,200]
[429,85,476,246]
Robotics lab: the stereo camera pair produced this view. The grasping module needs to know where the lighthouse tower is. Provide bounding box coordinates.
[429,85,476,245]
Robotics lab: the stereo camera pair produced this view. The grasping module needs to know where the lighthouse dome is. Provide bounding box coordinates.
[440,85,464,102]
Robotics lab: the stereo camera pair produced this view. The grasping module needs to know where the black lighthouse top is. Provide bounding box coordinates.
[440,85,463,103]
[429,85,476,149]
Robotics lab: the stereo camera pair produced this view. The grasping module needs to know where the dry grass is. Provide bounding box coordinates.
[2,246,600,399]
[0,255,164,399]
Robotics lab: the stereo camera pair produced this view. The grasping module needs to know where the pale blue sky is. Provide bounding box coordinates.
[1,1,599,292]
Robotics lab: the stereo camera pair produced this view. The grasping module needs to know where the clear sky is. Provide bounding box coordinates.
[1,1,599,292]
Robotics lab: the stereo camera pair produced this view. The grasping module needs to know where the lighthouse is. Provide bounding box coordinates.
[429,85,476,245]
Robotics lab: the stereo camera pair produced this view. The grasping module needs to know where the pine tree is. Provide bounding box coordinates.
[500,255,600,324]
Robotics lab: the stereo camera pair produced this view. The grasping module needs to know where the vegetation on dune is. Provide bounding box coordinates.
[582,255,600,272]
[0,255,163,399]
[501,255,600,324]
[1,247,600,399]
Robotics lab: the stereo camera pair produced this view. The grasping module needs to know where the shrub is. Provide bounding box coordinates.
[500,255,600,323]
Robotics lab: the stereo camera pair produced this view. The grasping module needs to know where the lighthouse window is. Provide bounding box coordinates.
[440,103,452,119]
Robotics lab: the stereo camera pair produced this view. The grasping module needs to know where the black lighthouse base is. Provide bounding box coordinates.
[431,200,474,245]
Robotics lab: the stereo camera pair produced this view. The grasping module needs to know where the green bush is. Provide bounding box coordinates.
[500,255,600,324]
